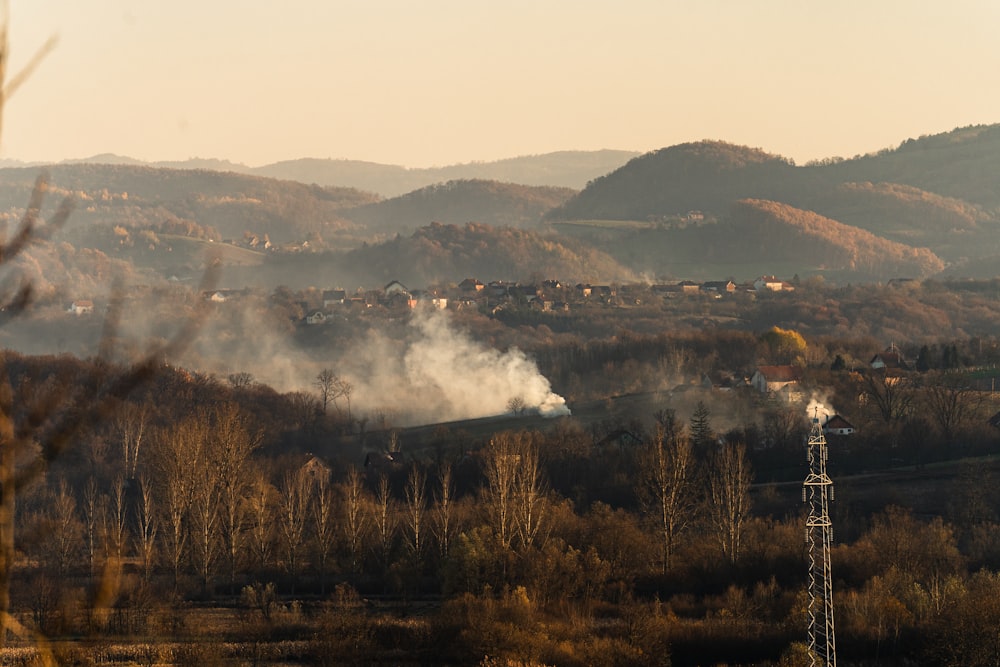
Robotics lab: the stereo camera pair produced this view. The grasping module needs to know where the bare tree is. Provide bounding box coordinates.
[154,416,207,588]
[248,470,276,572]
[113,401,148,480]
[108,474,128,564]
[433,462,455,559]
[862,370,916,425]
[46,480,83,579]
[372,473,396,572]
[211,403,261,591]
[314,368,354,421]
[404,464,427,555]
[82,476,103,579]
[706,441,752,564]
[482,434,518,550]
[512,438,547,549]
[311,470,337,594]
[341,466,368,574]
[314,368,336,414]
[286,390,322,432]
[190,448,221,595]
[278,467,310,593]
[921,371,985,447]
[483,432,547,551]
[227,372,255,389]
[134,474,156,582]
[640,425,696,574]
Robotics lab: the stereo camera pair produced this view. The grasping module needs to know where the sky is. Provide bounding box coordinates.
[5,1,1000,168]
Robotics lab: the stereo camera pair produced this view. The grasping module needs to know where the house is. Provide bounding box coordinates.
[305,311,327,325]
[575,283,593,298]
[753,276,794,292]
[823,415,856,436]
[702,280,737,294]
[415,292,448,310]
[459,278,485,292]
[300,454,332,485]
[322,289,347,309]
[871,345,909,370]
[384,280,409,295]
[750,365,803,395]
[68,299,94,315]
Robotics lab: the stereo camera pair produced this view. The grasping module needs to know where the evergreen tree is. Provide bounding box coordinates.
[830,354,846,371]
[916,345,931,372]
[689,400,714,456]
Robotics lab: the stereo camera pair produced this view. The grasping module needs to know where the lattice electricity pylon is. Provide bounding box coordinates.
[803,414,837,667]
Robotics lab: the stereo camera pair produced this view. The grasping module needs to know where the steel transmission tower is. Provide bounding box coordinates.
[803,413,836,667]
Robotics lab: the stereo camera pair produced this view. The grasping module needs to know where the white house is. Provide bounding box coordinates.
[823,415,855,436]
[68,299,94,315]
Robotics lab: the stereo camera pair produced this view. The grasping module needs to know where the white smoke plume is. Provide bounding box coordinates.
[343,308,571,425]
[805,392,835,424]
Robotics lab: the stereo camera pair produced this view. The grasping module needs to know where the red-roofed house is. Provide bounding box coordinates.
[823,414,855,436]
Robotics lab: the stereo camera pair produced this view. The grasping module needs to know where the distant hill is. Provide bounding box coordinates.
[822,124,1000,210]
[250,150,637,196]
[545,126,1000,277]
[807,182,998,262]
[0,164,378,244]
[336,222,636,287]
[546,142,810,221]
[55,150,638,197]
[548,127,1000,223]
[340,179,576,234]
[724,199,945,280]
[551,200,945,282]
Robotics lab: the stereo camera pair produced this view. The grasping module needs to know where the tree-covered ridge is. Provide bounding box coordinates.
[341,221,635,286]
[728,199,945,279]
[828,123,1000,209]
[341,179,576,233]
[0,164,379,244]
[546,141,807,221]
[806,181,1000,262]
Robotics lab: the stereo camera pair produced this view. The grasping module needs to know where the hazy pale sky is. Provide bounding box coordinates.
[6,1,1000,167]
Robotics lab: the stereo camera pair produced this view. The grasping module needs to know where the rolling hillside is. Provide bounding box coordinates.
[338,222,636,286]
[544,125,1000,277]
[0,164,378,244]
[551,200,945,282]
[340,179,576,233]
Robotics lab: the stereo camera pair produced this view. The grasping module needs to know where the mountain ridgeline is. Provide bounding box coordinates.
[2,124,1000,288]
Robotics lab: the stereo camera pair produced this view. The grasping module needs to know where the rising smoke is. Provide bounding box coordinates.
[343,308,571,425]
[805,392,836,423]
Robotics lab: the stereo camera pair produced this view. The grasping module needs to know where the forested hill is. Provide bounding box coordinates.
[0,164,379,244]
[547,126,1000,222]
[726,199,945,280]
[337,222,635,286]
[340,180,576,233]
[543,125,1000,274]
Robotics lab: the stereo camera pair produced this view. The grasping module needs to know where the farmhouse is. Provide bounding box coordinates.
[823,414,856,436]
[750,365,803,397]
